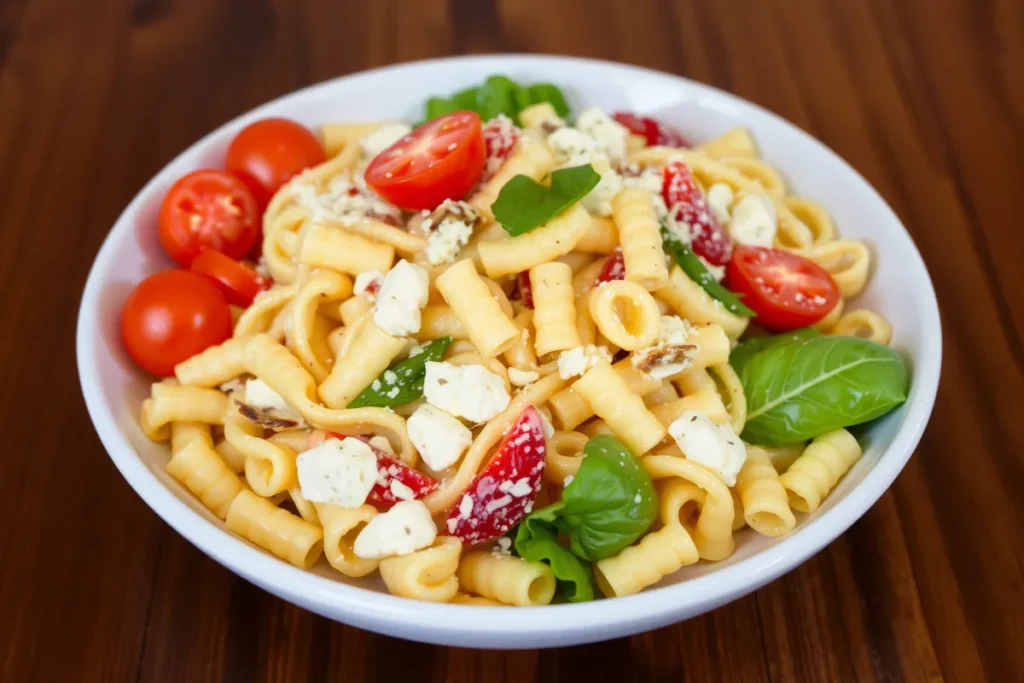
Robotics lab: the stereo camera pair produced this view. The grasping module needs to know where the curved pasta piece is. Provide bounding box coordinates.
[649,385,729,428]
[588,280,661,351]
[378,537,462,603]
[170,421,213,455]
[167,429,243,520]
[477,204,592,278]
[318,320,406,409]
[175,336,250,387]
[831,309,892,345]
[141,384,229,439]
[698,127,758,159]
[451,593,504,606]
[234,285,298,339]
[530,262,580,356]
[225,489,323,569]
[435,259,519,358]
[262,207,308,284]
[736,446,796,537]
[544,430,589,484]
[642,380,680,408]
[422,371,570,514]
[503,310,539,371]
[708,363,747,435]
[779,428,862,513]
[722,157,786,198]
[288,269,352,384]
[263,146,360,231]
[791,240,871,298]
[644,455,736,561]
[815,297,845,333]
[457,552,556,607]
[299,222,395,276]
[319,121,391,156]
[594,522,699,597]
[334,217,427,256]
[784,197,835,244]
[548,358,660,430]
[571,360,666,455]
[316,503,379,577]
[655,266,749,340]
[223,406,299,497]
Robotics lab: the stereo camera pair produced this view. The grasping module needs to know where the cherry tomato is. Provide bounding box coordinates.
[613,112,691,148]
[725,246,840,330]
[226,118,327,209]
[158,170,259,267]
[365,111,485,211]
[662,161,733,266]
[190,249,268,307]
[594,250,625,286]
[121,270,233,376]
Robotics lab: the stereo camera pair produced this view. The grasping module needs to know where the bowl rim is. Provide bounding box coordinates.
[76,53,942,646]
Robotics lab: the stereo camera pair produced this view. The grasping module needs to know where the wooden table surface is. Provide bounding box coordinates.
[2,0,1022,680]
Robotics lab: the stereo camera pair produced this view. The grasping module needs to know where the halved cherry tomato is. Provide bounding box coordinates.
[226,118,326,209]
[662,161,733,266]
[121,270,232,376]
[190,249,268,307]
[594,250,625,286]
[365,111,485,211]
[158,170,259,267]
[613,112,691,148]
[725,246,840,330]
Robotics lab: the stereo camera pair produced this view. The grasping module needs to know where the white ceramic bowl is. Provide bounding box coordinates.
[76,55,941,648]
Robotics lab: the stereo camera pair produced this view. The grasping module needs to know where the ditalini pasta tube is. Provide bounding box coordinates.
[434,259,519,358]
[298,222,395,276]
[612,188,669,289]
[570,360,667,455]
[318,319,407,408]
[225,489,323,569]
[477,204,592,278]
[548,358,661,430]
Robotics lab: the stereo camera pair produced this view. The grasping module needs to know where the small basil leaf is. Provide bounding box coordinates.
[730,328,820,377]
[526,84,570,117]
[513,508,594,602]
[661,225,755,317]
[559,435,658,561]
[477,75,521,121]
[491,164,601,236]
[425,97,459,121]
[346,337,452,408]
[741,335,910,446]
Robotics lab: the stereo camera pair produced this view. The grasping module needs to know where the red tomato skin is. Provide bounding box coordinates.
[121,270,232,377]
[158,170,260,267]
[594,250,625,286]
[516,271,534,309]
[613,112,691,148]
[189,249,268,307]
[365,112,486,211]
[226,118,326,208]
[662,161,733,266]
[444,406,546,545]
[725,246,841,331]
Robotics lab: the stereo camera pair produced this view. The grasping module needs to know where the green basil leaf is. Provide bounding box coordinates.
[559,435,658,561]
[660,225,755,317]
[730,328,820,377]
[346,337,452,408]
[477,75,521,121]
[513,508,594,603]
[526,83,570,117]
[741,335,910,446]
[491,164,600,236]
[425,97,459,121]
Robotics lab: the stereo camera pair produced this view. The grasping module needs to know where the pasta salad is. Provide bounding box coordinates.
[121,75,909,605]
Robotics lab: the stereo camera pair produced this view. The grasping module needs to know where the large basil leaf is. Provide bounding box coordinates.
[741,335,909,446]
[730,327,820,377]
[558,435,658,560]
[513,508,594,602]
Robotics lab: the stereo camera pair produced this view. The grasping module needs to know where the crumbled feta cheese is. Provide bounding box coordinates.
[557,345,613,379]
[352,500,437,559]
[244,379,292,413]
[293,171,400,227]
[426,219,473,265]
[729,193,777,248]
[575,107,629,162]
[622,164,671,221]
[667,411,747,486]
[389,479,415,501]
[374,260,430,336]
[423,362,511,423]
[359,123,412,158]
[581,165,624,217]
[563,474,575,488]
[296,437,378,508]
[706,183,735,225]
[406,341,426,358]
[407,403,473,471]
[698,255,727,282]
[368,435,395,455]
[353,270,383,299]
[547,127,601,167]
[494,537,513,555]
[459,494,474,519]
[507,367,540,386]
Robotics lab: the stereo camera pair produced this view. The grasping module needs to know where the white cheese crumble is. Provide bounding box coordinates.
[423,362,511,423]
[631,315,696,380]
[557,345,613,380]
[563,474,575,488]
[622,163,670,220]
[388,479,415,501]
[458,493,474,519]
[493,537,513,555]
[575,107,629,162]
[407,403,473,471]
[352,500,437,560]
[296,437,378,508]
[423,200,480,266]
[705,183,735,225]
[359,123,412,159]
[243,378,292,413]
[546,127,601,167]
[668,411,747,486]
[581,165,624,217]
[353,270,383,299]
[729,193,777,248]
[293,171,400,227]
[507,367,540,386]
[373,260,430,337]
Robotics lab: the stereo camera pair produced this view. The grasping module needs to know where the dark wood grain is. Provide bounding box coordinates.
[0,0,1021,681]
